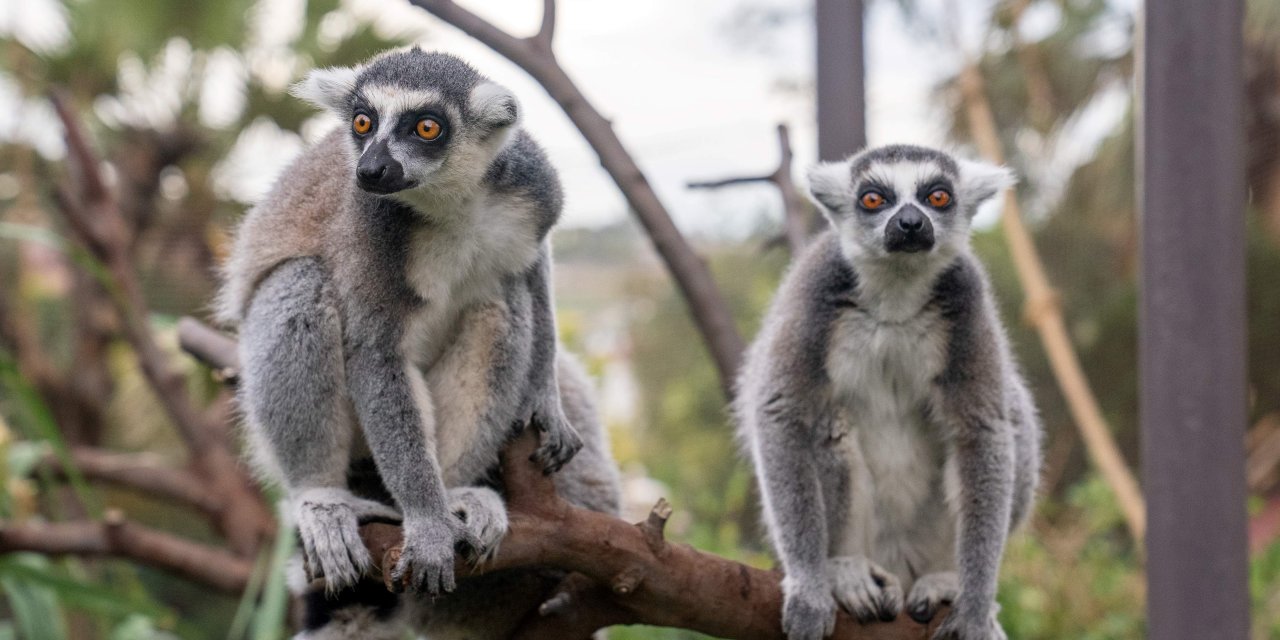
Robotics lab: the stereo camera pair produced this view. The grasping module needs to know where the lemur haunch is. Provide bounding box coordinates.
[217,49,620,639]
[736,145,1041,640]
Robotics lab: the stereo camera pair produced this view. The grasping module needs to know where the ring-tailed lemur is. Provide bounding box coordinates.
[215,49,620,639]
[736,145,1041,640]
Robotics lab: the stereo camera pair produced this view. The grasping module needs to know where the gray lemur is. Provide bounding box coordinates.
[216,49,620,639]
[736,145,1041,640]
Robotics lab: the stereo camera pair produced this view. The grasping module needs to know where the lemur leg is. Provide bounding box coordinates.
[906,571,959,624]
[240,257,399,592]
[447,486,508,564]
[524,249,583,473]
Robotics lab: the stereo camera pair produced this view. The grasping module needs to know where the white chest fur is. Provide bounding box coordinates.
[400,191,540,367]
[826,305,951,564]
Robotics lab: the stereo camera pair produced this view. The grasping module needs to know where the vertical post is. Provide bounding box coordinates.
[1141,0,1249,638]
[815,0,865,161]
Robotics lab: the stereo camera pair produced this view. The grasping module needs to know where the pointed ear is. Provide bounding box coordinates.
[806,160,854,215]
[290,66,359,113]
[470,81,520,133]
[956,158,1016,209]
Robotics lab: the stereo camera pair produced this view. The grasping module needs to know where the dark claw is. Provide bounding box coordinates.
[908,602,934,625]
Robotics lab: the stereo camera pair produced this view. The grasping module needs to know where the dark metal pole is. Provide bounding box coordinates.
[815,0,865,161]
[1141,0,1249,638]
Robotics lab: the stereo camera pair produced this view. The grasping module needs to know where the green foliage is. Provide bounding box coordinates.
[998,476,1144,640]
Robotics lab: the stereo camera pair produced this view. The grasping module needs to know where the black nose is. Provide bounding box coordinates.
[884,205,935,253]
[897,210,925,232]
[358,164,387,184]
[355,141,410,194]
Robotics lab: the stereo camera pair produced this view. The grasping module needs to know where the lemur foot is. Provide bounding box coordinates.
[292,487,402,593]
[448,486,509,565]
[932,604,1007,640]
[781,575,837,640]
[529,410,583,474]
[906,571,959,624]
[826,555,903,624]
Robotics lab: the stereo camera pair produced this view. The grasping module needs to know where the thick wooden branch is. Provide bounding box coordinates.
[48,92,273,556]
[689,124,809,255]
[406,0,746,398]
[361,427,946,639]
[0,511,253,593]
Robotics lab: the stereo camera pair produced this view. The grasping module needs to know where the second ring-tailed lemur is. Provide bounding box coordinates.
[216,49,620,638]
[736,145,1041,640]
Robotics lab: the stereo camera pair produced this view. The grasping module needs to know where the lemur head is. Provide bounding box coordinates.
[293,48,519,201]
[807,145,1014,265]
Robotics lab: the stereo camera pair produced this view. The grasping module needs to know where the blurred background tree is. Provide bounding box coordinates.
[1,0,1279,638]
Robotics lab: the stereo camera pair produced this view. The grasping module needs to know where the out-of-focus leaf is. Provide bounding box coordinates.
[0,557,172,621]
[109,615,179,640]
[248,516,295,640]
[226,541,272,640]
[0,554,68,640]
[0,357,100,517]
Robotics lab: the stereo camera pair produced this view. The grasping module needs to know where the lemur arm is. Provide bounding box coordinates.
[239,258,400,591]
[524,245,583,472]
[751,404,832,589]
[932,260,1017,637]
[342,305,466,594]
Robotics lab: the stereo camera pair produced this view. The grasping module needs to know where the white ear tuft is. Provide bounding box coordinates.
[956,158,1016,208]
[290,66,360,113]
[806,160,854,215]
[471,81,520,132]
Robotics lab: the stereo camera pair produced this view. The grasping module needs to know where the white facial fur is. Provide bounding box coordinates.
[291,66,360,113]
[807,151,1014,320]
[807,154,1014,263]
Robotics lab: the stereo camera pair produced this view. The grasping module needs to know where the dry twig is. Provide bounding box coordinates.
[688,124,811,255]
[0,510,253,593]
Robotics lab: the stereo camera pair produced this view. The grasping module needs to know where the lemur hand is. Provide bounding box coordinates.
[932,601,1007,640]
[530,409,583,474]
[826,555,903,624]
[292,487,401,592]
[781,575,838,640]
[391,513,476,595]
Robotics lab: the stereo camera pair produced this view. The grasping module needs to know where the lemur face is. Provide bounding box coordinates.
[807,145,1014,263]
[293,49,520,199]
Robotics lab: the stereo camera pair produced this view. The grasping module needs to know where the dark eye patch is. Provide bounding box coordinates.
[394,110,450,143]
[855,179,896,211]
[916,176,956,209]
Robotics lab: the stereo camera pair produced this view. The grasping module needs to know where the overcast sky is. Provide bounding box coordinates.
[2,0,1132,235]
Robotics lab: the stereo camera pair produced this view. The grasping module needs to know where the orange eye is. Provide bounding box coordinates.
[927,189,952,208]
[860,192,886,210]
[352,114,372,135]
[416,118,443,140]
